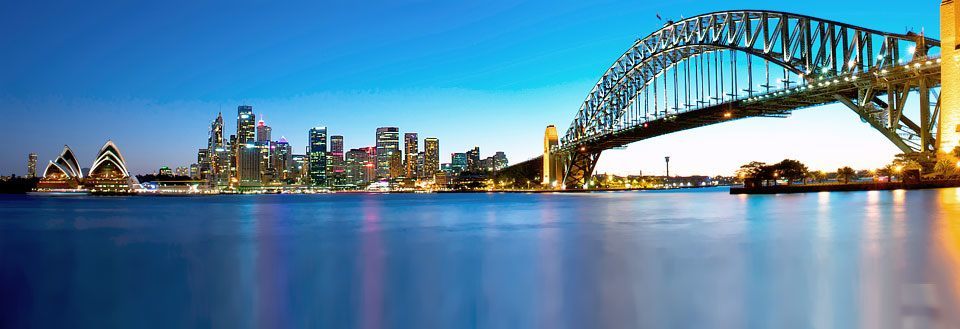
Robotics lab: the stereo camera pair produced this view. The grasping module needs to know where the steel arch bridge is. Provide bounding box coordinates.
[552,10,942,189]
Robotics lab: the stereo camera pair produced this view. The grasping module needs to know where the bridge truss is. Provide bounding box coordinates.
[557,10,941,189]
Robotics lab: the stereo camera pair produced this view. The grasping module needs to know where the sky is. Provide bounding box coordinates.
[0,0,943,176]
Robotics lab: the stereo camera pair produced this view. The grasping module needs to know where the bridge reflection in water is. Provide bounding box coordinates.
[521,10,952,189]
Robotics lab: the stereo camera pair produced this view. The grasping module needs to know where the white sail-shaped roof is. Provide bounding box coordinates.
[89,141,130,178]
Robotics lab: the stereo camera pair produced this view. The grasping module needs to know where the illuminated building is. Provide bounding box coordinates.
[466,146,480,171]
[416,152,425,179]
[345,148,375,186]
[375,127,399,178]
[543,125,560,185]
[330,135,345,185]
[189,163,200,179]
[237,144,261,187]
[941,1,960,156]
[423,138,439,179]
[308,127,328,187]
[237,106,256,144]
[492,152,508,171]
[451,153,467,173]
[203,112,224,182]
[159,166,173,176]
[290,154,307,184]
[272,137,293,180]
[256,118,271,142]
[388,151,403,179]
[27,153,37,178]
[38,145,83,190]
[404,133,418,178]
[84,141,135,193]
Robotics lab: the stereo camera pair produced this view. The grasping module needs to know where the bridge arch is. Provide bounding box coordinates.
[556,10,942,188]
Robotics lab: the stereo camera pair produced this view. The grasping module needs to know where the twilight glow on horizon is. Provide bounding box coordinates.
[0,0,941,176]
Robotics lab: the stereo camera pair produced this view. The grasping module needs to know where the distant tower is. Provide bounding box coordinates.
[27,153,37,178]
[542,125,560,186]
[665,156,671,178]
[941,1,960,157]
[237,106,256,144]
[375,127,399,179]
[423,138,440,179]
[404,133,419,178]
[308,127,328,186]
[256,116,271,142]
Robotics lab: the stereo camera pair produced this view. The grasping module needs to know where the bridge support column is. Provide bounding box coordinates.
[941,0,960,157]
[561,149,601,189]
[542,125,561,187]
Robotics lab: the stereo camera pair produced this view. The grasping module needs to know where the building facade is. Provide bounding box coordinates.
[404,133,418,178]
[308,127,328,187]
[375,127,400,179]
[27,153,37,178]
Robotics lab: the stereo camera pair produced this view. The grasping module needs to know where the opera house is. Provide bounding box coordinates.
[37,141,138,193]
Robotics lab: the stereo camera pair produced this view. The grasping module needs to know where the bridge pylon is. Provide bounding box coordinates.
[941,0,960,158]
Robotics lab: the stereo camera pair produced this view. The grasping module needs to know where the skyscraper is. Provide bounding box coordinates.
[237,106,256,144]
[404,133,418,178]
[204,112,224,182]
[308,127,328,187]
[466,146,480,171]
[423,138,439,179]
[272,137,293,180]
[238,144,261,187]
[27,153,37,178]
[256,118,272,142]
[375,127,400,179]
[345,148,374,186]
[330,135,345,185]
[451,153,467,173]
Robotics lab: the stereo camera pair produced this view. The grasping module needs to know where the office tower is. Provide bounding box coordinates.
[308,127,328,186]
[423,138,439,179]
[237,106,255,144]
[451,153,467,173]
[415,152,425,179]
[204,112,224,181]
[389,151,403,178]
[404,133,418,178]
[237,144,261,187]
[159,166,173,176]
[345,148,374,186]
[189,163,200,179]
[256,140,272,183]
[492,151,508,171]
[272,137,293,180]
[27,153,37,178]
[375,127,399,178]
[330,135,345,185]
[256,118,272,142]
[290,154,307,184]
[466,146,480,171]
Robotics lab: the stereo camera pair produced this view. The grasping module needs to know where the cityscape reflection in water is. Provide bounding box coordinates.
[1,187,960,327]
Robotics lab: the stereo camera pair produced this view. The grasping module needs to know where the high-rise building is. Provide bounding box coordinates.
[451,153,467,173]
[237,144,261,187]
[466,146,480,171]
[272,137,293,180]
[291,154,307,184]
[204,112,224,182]
[330,135,345,185]
[237,106,256,144]
[27,153,37,178]
[256,118,272,142]
[492,151,508,171]
[189,163,200,179]
[415,152,425,179]
[159,166,173,176]
[308,127,328,187]
[389,151,403,179]
[423,138,439,179]
[404,133,418,178]
[345,148,375,186]
[375,127,400,178]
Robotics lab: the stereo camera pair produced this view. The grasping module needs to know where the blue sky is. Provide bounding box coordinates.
[0,0,942,176]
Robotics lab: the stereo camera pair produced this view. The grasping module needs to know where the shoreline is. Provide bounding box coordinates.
[730,180,960,195]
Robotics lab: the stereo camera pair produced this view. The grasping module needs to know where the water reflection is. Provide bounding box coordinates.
[1,189,960,327]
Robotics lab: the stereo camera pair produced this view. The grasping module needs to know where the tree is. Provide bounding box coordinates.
[877,165,894,182]
[837,167,857,184]
[738,161,774,187]
[775,159,808,185]
[933,159,959,179]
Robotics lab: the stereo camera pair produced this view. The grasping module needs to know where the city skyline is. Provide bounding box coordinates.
[0,0,943,176]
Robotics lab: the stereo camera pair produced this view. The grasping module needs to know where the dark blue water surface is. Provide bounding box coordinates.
[3,187,960,328]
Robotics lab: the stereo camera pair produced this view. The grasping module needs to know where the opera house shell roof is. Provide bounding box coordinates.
[88,141,130,179]
[42,145,83,181]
